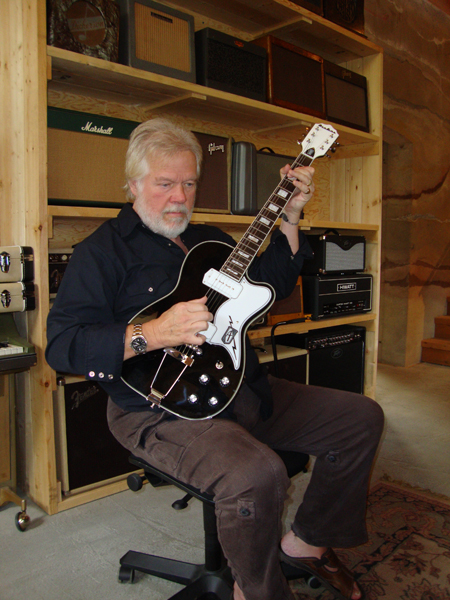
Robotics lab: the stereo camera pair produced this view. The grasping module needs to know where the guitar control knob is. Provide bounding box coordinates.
[208,396,219,406]
[199,374,210,385]
[219,377,230,387]
[215,361,224,370]
[188,394,199,404]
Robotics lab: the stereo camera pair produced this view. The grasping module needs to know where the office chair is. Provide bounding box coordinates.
[118,449,317,599]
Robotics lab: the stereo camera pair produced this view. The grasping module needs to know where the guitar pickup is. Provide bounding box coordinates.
[202,269,242,299]
[164,347,195,366]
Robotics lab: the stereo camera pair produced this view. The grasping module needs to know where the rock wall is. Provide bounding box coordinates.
[364,0,450,365]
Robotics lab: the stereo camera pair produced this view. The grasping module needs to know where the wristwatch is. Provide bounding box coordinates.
[130,323,147,355]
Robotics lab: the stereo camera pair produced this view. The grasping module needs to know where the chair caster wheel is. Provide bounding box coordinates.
[118,566,135,583]
[127,473,144,492]
[307,575,322,589]
[15,510,30,532]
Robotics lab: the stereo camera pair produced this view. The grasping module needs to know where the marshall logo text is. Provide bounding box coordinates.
[81,122,114,136]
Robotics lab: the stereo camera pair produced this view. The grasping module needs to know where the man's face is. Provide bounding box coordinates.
[131,150,198,239]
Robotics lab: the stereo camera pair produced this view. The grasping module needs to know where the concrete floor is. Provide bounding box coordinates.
[1,362,449,600]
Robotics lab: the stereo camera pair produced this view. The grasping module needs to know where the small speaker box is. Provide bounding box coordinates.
[266,277,304,326]
[118,0,196,82]
[193,131,231,213]
[302,231,366,275]
[47,0,120,62]
[195,28,267,102]
[252,35,325,118]
[323,0,365,36]
[324,61,369,132]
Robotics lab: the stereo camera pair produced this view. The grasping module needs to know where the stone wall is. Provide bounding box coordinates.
[364,0,450,365]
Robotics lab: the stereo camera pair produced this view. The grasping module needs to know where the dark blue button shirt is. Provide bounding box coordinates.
[46,203,312,413]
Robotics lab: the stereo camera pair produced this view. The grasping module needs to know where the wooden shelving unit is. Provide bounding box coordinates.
[1,0,383,514]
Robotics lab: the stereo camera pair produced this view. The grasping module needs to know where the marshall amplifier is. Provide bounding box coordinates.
[302,231,366,275]
[302,273,372,320]
[195,28,267,102]
[324,60,369,132]
[118,0,196,82]
[0,246,34,283]
[54,375,136,493]
[231,143,296,216]
[252,36,325,119]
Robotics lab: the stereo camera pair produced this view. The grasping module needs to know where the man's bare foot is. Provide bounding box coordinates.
[232,580,246,600]
[280,530,362,600]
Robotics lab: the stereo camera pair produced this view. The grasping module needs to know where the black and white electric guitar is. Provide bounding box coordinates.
[121,124,339,420]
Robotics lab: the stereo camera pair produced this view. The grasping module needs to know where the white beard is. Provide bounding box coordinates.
[133,197,193,238]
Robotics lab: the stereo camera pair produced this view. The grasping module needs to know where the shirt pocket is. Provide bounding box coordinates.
[116,265,173,316]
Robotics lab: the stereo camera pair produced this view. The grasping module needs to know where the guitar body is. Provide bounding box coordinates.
[121,241,274,420]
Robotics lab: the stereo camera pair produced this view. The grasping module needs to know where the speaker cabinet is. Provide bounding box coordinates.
[231,143,296,216]
[278,325,365,393]
[324,61,369,132]
[302,232,366,275]
[267,277,304,326]
[195,28,267,102]
[54,375,135,493]
[48,107,230,212]
[323,0,365,36]
[252,36,325,118]
[118,0,196,82]
[47,0,120,62]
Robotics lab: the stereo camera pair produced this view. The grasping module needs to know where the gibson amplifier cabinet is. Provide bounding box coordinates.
[302,231,366,275]
[324,61,369,132]
[252,36,325,118]
[277,325,365,393]
[194,131,231,213]
[195,28,267,102]
[302,273,372,320]
[54,375,136,493]
[118,0,196,82]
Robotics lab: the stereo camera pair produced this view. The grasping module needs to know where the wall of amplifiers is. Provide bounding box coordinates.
[47,0,369,133]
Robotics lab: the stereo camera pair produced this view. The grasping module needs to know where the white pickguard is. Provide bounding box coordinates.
[198,277,273,369]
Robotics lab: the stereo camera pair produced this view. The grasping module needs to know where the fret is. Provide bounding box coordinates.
[218,123,339,283]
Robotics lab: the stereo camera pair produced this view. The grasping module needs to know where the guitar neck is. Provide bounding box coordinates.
[221,153,314,282]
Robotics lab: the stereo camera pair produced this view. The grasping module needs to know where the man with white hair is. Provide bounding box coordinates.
[46,117,383,600]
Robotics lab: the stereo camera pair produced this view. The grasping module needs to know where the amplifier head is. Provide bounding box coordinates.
[118,0,196,82]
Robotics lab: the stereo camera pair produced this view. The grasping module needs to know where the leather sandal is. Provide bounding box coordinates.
[279,547,364,600]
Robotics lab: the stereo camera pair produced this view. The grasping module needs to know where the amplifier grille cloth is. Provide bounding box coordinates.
[326,242,365,272]
[135,3,190,72]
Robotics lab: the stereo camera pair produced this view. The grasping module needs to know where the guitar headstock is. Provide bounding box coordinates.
[299,124,339,159]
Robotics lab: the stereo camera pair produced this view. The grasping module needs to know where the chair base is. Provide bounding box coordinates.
[119,549,233,600]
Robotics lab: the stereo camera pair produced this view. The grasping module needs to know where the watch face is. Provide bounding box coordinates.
[131,336,147,354]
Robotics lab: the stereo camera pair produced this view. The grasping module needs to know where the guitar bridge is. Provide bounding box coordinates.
[164,346,196,366]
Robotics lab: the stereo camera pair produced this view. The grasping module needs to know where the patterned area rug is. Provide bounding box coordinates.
[290,481,450,600]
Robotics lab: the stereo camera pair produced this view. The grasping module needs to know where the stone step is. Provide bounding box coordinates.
[435,316,450,339]
[421,338,450,367]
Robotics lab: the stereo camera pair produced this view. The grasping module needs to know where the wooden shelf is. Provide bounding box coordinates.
[47,46,380,155]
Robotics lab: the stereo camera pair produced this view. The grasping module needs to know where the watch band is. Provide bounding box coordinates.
[281,212,300,226]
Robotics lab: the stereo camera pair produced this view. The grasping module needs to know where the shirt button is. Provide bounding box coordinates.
[99,372,105,378]
[108,374,114,380]
[88,371,95,378]
[239,508,251,516]
[148,287,153,292]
